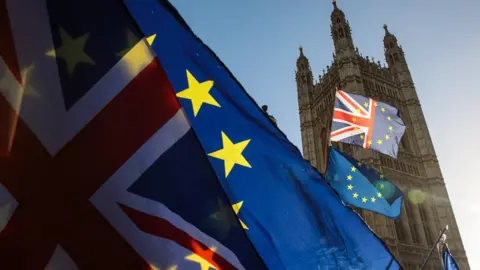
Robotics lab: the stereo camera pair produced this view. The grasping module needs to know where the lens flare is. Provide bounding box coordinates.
[408,189,426,205]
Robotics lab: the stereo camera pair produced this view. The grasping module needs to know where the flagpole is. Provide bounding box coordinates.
[420,225,448,270]
[323,86,341,174]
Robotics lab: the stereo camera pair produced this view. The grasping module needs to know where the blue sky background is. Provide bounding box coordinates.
[169,0,479,267]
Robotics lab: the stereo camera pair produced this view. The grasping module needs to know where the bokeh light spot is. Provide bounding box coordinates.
[408,189,426,205]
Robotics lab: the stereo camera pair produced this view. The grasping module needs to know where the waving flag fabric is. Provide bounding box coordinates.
[0,0,265,269]
[441,243,460,270]
[330,89,406,158]
[126,0,401,269]
[325,147,404,219]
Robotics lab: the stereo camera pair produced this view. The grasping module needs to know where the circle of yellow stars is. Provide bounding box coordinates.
[348,164,385,205]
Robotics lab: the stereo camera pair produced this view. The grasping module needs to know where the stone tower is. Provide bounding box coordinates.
[295,2,470,269]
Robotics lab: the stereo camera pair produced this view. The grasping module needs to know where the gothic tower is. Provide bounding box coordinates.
[296,47,317,166]
[295,2,470,269]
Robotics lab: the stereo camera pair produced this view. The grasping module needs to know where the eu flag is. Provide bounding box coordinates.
[325,147,404,219]
[441,243,460,270]
[125,0,401,268]
[330,90,406,158]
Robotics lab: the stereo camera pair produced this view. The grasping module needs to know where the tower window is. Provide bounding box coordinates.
[419,206,434,246]
[395,219,406,243]
[394,53,399,61]
[339,28,344,37]
[388,55,393,63]
[401,133,410,152]
[336,17,341,23]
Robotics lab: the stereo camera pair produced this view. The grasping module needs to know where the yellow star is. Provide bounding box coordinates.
[351,166,356,172]
[385,134,390,140]
[377,139,383,145]
[176,70,220,117]
[0,64,39,98]
[117,31,157,57]
[116,30,138,57]
[380,174,384,179]
[353,127,359,130]
[360,135,364,140]
[374,102,378,107]
[210,198,227,221]
[362,197,367,203]
[377,192,383,198]
[347,184,353,190]
[380,184,385,189]
[185,246,218,270]
[387,116,391,121]
[388,126,393,131]
[363,102,369,108]
[347,175,353,180]
[352,117,357,122]
[353,193,359,199]
[381,107,386,113]
[368,140,372,146]
[232,201,248,230]
[356,108,361,113]
[357,162,362,167]
[371,197,376,203]
[208,132,251,177]
[46,27,95,75]
[146,34,157,45]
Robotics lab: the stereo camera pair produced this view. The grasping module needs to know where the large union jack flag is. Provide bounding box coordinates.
[0,0,262,269]
[330,89,406,158]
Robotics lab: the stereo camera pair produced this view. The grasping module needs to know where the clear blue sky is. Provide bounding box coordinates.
[169,0,480,267]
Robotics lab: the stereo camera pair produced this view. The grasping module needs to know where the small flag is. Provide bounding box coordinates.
[325,147,404,219]
[127,0,401,268]
[330,89,406,158]
[441,242,460,270]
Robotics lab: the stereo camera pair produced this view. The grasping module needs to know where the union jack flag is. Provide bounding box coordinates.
[330,90,406,158]
[0,0,262,269]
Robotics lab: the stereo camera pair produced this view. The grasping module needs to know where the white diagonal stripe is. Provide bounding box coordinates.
[91,109,245,270]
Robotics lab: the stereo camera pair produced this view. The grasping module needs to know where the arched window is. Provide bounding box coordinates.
[401,132,410,152]
[336,17,341,23]
[395,219,406,243]
[419,206,434,246]
[394,53,399,61]
[388,55,393,63]
[405,202,420,244]
[339,28,344,37]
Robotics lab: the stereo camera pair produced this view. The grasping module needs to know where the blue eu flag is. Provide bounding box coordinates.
[326,147,404,219]
[442,243,460,270]
[125,0,400,268]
